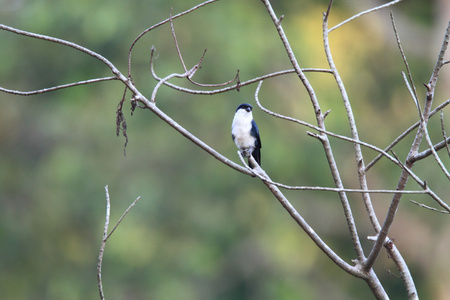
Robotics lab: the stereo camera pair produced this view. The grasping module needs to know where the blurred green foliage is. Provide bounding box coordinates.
[1,0,449,299]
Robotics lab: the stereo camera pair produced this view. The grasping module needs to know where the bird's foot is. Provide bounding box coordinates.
[241,148,252,158]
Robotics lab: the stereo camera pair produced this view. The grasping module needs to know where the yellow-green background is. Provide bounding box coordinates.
[1,0,449,299]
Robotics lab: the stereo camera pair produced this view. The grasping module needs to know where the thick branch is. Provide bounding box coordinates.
[260,0,366,264]
[242,155,365,278]
[324,1,380,234]
[0,24,120,76]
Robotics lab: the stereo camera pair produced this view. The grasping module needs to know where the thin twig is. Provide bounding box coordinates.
[401,72,422,120]
[169,8,187,72]
[392,16,450,178]
[440,110,450,157]
[392,13,421,112]
[410,200,450,214]
[329,0,403,32]
[127,0,219,80]
[255,80,422,175]
[106,196,141,241]
[0,77,117,96]
[426,21,450,100]
[415,22,450,178]
[168,13,238,88]
[97,186,142,300]
[150,46,332,94]
[364,20,450,290]
[421,123,450,179]
[97,186,111,300]
[366,99,450,170]
[237,148,426,194]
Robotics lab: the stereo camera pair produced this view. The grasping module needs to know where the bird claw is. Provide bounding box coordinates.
[241,149,253,157]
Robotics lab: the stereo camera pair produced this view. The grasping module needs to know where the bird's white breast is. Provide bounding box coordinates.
[232,110,255,149]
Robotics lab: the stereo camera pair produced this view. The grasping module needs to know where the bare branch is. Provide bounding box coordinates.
[97,186,111,300]
[325,3,420,295]
[150,46,332,94]
[238,147,427,195]
[0,24,121,77]
[401,71,422,120]
[0,77,117,96]
[2,1,448,299]
[426,21,450,100]
[168,10,232,89]
[392,13,421,113]
[392,15,449,178]
[97,186,141,300]
[260,0,322,114]
[324,3,384,253]
[364,21,450,282]
[133,90,252,175]
[106,196,141,241]
[410,200,450,214]
[415,137,450,161]
[421,124,450,179]
[253,0,369,263]
[244,155,364,279]
[440,110,450,157]
[329,0,403,32]
[255,80,424,176]
[169,8,187,73]
[260,1,374,280]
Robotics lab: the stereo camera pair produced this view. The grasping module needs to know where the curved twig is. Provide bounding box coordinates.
[0,77,117,96]
[150,46,332,94]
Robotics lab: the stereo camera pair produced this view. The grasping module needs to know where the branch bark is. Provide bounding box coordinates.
[1,1,449,299]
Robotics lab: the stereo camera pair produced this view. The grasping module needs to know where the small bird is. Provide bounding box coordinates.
[231,103,262,169]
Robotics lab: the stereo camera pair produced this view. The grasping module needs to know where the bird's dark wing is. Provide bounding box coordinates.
[250,119,261,166]
[251,119,261,149]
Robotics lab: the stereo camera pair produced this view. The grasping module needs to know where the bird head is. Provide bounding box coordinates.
[236,103,252,113]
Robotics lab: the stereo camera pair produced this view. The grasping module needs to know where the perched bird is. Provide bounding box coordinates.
[231,103,262,169]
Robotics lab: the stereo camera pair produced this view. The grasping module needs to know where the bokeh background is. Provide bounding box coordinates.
[1,0,449,299]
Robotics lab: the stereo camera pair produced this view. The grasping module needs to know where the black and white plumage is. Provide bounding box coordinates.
[231,103,262,168]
